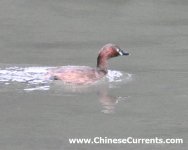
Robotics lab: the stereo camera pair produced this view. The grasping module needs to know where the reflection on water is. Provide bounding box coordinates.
[53,81,130,114]
[98,89,128,114]
[0,66,132,113]
[0,0,187,149]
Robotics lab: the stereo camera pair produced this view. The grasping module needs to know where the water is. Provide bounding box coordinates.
[0,66,132,91]
[0,0,188,149]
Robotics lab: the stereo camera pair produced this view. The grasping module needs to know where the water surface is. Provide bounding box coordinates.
[0,0,188,149]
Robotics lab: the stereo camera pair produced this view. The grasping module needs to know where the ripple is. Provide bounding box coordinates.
[107,70,133,83]
[0,67,133,91]
[0,66,53,91]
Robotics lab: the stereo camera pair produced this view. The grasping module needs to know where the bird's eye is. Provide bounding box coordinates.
[116,48,123,56]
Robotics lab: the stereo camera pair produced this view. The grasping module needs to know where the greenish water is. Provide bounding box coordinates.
[0,0,187,149]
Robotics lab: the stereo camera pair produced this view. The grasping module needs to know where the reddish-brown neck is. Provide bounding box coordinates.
[96,44,120,73]
[97,54,108,73]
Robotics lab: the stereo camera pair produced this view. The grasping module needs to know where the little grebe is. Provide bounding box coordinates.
[47,43,129,84]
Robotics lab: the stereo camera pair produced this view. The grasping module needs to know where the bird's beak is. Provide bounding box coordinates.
[122,50,129,56]
[119,49,129,56]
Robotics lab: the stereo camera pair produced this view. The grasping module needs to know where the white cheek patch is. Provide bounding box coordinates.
[117,48,123,56]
